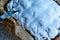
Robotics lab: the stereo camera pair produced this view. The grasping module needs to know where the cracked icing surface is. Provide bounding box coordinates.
[7,0,60,40]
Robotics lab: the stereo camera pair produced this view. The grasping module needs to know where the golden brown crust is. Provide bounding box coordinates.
[0,0,10,12]
[0,18,15,33]
[54,35,60,40]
